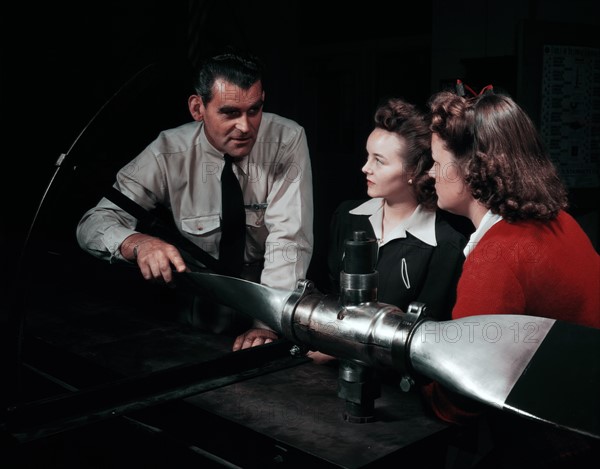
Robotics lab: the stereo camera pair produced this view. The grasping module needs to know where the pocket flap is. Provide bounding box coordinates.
[181,214,221,235]
[245,208,264,227]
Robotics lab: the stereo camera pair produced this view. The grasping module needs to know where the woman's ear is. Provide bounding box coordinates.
[188,95,204,121]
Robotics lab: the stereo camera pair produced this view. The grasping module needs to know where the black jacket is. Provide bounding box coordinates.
[327,200,467,320]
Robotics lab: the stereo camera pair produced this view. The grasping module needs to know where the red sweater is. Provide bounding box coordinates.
[424,211,600,424]
[454,210,599,327]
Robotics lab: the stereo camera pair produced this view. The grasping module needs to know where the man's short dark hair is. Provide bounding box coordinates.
[194,48,264,103]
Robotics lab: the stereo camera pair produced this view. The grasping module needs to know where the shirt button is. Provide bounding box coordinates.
[197,225,203,230]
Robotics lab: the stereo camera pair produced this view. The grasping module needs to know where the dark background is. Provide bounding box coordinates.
[2,0,598,301]
[0,1,599,465]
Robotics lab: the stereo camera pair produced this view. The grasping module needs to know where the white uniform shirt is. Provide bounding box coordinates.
[76,113,313,291]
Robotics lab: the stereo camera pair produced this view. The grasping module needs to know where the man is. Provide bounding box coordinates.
[76,50,314,351]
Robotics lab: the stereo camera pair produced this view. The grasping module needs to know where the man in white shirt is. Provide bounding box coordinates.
[76,50,313,351]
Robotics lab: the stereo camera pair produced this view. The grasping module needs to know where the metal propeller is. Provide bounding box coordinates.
[180,266,600,440]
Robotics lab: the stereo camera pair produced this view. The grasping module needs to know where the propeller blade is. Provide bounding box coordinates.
[411,315,600,439]
[179,271,600,439]
[179,272,293,333]
[410,315,556,409]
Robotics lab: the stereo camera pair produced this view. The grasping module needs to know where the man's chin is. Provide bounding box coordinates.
[227,143,254,158]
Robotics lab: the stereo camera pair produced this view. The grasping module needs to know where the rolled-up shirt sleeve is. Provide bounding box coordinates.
[76,198,138,263]
[76,149,165,263]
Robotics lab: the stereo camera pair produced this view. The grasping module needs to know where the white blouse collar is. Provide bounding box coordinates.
[464,209,503,257]
[350,198,437,247]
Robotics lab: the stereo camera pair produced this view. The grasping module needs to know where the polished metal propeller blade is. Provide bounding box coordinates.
[179,272,293,332]
[410,315,556,409]
[411,315,600,439]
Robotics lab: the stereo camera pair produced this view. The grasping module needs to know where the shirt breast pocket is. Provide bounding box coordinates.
[180,214,221,236]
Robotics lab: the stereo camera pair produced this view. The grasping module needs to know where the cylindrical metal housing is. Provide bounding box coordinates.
[289,293,413,373]
[342,231,377,274]
[340,271,378,305]
[340,231,378,305]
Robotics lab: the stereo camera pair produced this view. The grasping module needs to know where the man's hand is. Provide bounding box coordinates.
[120,233,188,284]
[232,328,279,351]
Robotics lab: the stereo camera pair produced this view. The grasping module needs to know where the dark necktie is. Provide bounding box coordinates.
[219,154,246,276]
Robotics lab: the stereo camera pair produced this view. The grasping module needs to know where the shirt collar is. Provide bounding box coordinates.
[350,198,438,247]
[464,209,503,257]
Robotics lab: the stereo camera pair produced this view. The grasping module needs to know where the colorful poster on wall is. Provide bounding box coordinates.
[541,45,599,188]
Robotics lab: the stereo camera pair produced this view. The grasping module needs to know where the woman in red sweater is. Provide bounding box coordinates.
[424,89,599,468]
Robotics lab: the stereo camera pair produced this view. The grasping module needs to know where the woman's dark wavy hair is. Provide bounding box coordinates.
[428,90,568,222]
[374,98,437,210]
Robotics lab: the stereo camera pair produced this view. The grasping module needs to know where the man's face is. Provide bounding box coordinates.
[200,78,264,158]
